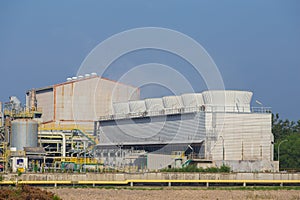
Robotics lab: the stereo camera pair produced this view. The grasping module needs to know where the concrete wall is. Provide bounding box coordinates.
[215,160,279,173]
[3,172,300,182]
[147,154,174,170]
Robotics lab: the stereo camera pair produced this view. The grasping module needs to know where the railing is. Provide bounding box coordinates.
[73,129,97,145]
[39,124,92,131]
[99,105,272,121]
[3,107,42,119]
[251,107,272,113]
[53,157,101,164]
[39,125,98,148]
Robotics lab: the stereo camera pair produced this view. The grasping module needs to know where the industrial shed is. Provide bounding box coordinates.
[26,74,140,128]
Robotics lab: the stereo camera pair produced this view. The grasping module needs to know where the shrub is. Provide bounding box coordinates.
[160,164,231,173]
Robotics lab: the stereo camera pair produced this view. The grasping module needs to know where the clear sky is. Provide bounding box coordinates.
[0,0,299,120]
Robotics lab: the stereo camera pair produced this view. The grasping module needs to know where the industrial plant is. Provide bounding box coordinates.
[0,73,278,173]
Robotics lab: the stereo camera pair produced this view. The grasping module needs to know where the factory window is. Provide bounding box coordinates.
[17,159,24,165]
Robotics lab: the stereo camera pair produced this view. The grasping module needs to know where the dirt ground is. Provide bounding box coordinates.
[48,188,300,200]
[0,185,58,200]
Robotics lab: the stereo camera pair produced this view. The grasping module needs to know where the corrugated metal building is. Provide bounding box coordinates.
[99,112,206,145]
[26,75,140,127]
[95,90,277,172]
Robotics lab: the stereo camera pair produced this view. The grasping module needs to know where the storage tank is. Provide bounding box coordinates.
[11,119,38,151]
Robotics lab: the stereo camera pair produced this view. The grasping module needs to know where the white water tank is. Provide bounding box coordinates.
[11,119,38,151]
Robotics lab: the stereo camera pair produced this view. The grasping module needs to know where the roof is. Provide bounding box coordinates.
[31,76,139,93]
[27,86,53,94]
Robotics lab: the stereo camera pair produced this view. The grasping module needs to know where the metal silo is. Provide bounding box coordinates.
[11,119,38,151]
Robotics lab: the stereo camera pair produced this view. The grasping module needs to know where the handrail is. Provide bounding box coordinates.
[73,129,96,145]
[99,105,272,121]
[182,160,192,168]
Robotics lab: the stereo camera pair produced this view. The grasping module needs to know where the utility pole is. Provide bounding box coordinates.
[278,139,288,170]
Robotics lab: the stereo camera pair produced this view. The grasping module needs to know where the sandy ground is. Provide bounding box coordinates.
[47,188,300,200]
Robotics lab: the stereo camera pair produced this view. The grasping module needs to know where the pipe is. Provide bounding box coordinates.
[55,132,66,157]
[39,132,66,157]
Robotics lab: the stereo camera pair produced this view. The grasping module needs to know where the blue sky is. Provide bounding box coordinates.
[0,0,299,120]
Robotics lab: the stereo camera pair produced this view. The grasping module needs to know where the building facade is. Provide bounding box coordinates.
[95,90,278,172]
[26,75,140,128]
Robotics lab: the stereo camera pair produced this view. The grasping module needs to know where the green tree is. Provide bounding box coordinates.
[272,114,300,170]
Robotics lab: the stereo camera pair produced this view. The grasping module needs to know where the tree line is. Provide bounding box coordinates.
[272,113,300,170]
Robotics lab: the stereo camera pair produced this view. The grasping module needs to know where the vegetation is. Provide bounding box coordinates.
[160,164,230,173]
[272,113,300,170]
[0,185,61,200]
[17,170,22,177]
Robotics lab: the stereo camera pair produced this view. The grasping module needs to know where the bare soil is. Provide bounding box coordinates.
[48,188,300,200]
[0,185,60,200]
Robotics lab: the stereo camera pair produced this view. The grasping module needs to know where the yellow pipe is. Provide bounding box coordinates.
[0,181,15,185]
[18,181,72,184]
[127,179,300,183]
[78,181,128,185]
